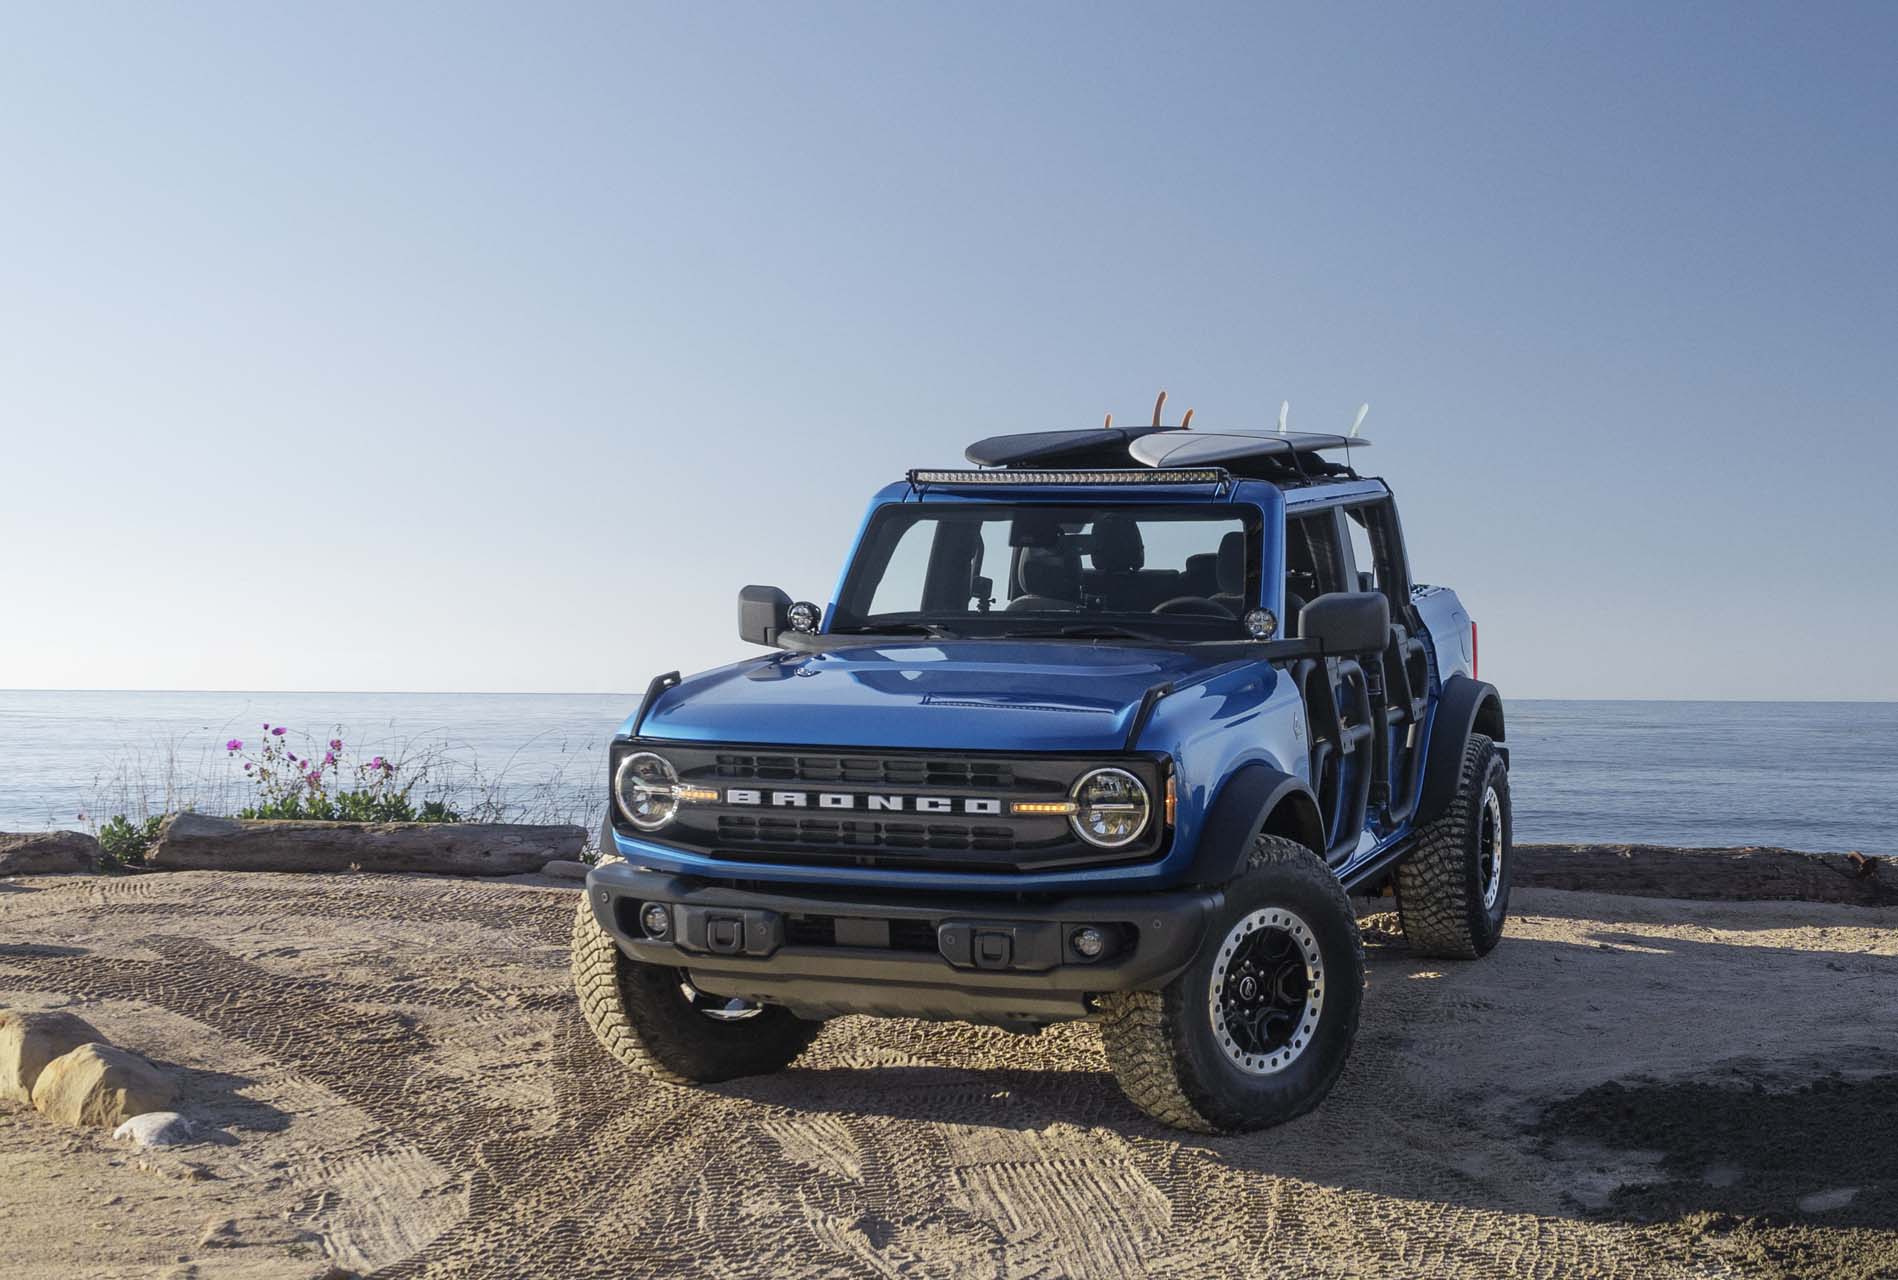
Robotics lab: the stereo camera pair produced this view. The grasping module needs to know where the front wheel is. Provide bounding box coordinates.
[1099,835,1365,1133]
[571,887,821,1083]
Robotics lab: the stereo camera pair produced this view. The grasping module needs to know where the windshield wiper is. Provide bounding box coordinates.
[833,622,957,638]
[1010,623,1171,643]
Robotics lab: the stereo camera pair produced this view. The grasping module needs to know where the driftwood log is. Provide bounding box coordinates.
[0,831,103,875]
[1515,843,1896,908]
[148,813,584,876]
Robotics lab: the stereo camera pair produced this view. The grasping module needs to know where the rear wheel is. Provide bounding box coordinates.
[571,883,821,1083]
[1394,733,1511,959]
[1099,835,1365,1133]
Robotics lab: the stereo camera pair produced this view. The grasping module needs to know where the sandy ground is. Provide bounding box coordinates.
[0,871,1892,1280]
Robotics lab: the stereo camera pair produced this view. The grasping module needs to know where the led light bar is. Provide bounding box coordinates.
[909,468,1229,487]
[1011,800,1079,816]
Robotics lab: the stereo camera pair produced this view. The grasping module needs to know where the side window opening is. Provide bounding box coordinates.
[1343,501,1411,612]
[1284,511,1351,638]
[1344,509,1379,593]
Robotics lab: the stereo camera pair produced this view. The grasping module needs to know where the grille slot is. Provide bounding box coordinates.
[712,752,1014,790]
[718,815,1017,853]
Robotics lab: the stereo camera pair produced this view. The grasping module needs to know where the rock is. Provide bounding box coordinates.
[31,1042,176,1127]
[0,1009,105,1102]
[114,1111,196,1147]
[148,813,584,876]
[0,830,103,875]
[539,859,591,881]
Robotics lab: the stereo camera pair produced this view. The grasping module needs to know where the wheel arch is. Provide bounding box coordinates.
[1183,762,1325,885]
[1417,675,1506,825]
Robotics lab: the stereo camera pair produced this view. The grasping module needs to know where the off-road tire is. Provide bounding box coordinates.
[1393,733,1511,960]
[1098,835,1365,1133]
[571,882,821,1084]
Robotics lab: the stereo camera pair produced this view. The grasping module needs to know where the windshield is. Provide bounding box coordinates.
[831,503,1262,639]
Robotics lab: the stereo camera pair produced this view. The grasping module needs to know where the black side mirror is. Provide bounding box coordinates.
[1299,591,1390,653]
[738,585,791,647]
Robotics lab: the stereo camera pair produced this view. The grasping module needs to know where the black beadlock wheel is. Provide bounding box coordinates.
[1393,733,1512,960]
[571,878,821,1084]
[1099,835,1365,1133]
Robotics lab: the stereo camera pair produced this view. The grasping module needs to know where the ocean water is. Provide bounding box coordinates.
[0,692,1893,855]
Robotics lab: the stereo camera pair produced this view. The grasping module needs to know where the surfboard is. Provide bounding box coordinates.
[1128,430,1370,468]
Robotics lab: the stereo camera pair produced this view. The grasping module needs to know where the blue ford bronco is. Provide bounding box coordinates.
[574,417,1508,1132]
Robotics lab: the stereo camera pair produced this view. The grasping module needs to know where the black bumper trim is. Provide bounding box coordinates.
[585,862,1219,1024]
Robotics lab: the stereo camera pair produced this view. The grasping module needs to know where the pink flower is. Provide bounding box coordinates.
[262,723,270,730]
[323,751,336,765]
[225,738,244,752]
[244,763,253,772]
[306,770,323,787]
[329,738,342,751]
[272,726,287,737]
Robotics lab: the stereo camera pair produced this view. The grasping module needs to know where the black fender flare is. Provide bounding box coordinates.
[1182,762,1325,886]
[1417,675,1506,824]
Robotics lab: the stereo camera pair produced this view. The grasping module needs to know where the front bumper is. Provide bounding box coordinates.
[585,860,1221,1024]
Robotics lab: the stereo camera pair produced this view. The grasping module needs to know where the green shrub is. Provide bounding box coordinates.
[239,791,461,824]
[98,814,165,866]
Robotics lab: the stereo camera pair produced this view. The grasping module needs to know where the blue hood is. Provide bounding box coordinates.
[635,641,1231,751]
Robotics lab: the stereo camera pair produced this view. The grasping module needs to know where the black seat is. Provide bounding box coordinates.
[1008,548,1081,611]
[1182,553,1219,598]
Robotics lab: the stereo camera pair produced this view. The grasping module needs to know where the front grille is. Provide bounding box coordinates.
[613,741,1167,873]
[710,751,1014,791]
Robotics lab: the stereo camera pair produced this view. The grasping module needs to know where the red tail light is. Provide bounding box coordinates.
[1471,620,1479,680]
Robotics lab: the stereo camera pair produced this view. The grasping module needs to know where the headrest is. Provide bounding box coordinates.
[1018,549,1079,600]
[1089,516,1145,573]
[1216,531,1247,594]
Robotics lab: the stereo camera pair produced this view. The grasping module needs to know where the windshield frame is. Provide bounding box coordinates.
[828,501,1267,641]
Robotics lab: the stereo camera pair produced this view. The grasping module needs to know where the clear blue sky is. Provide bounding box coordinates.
[3,3,1893,699]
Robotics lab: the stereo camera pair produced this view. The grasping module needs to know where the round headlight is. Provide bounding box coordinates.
[1069,767,1151,849]
[614,751,681,831]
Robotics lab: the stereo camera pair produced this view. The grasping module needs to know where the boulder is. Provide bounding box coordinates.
[148,813,584,876]
[31,1042,176,1127]
[0,1009,105,1103]
[539,859,592,881]
[0,831,103,875]
[114,1111,197,1147]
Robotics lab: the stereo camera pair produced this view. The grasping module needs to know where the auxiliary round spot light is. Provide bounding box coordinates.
[1244,608,1278,640]
[1070,927,1106,960]
[640,903,672,938]
[787,601,821,634]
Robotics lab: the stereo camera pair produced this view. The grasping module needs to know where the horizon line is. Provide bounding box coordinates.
[3,688,1898,705]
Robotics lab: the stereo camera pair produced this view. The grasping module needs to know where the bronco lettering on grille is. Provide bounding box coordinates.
[725,789,1003,816]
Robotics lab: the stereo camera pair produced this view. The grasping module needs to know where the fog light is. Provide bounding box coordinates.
[788,601,821,634]
[1070,927,1106,959]
[641,903,672,938]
